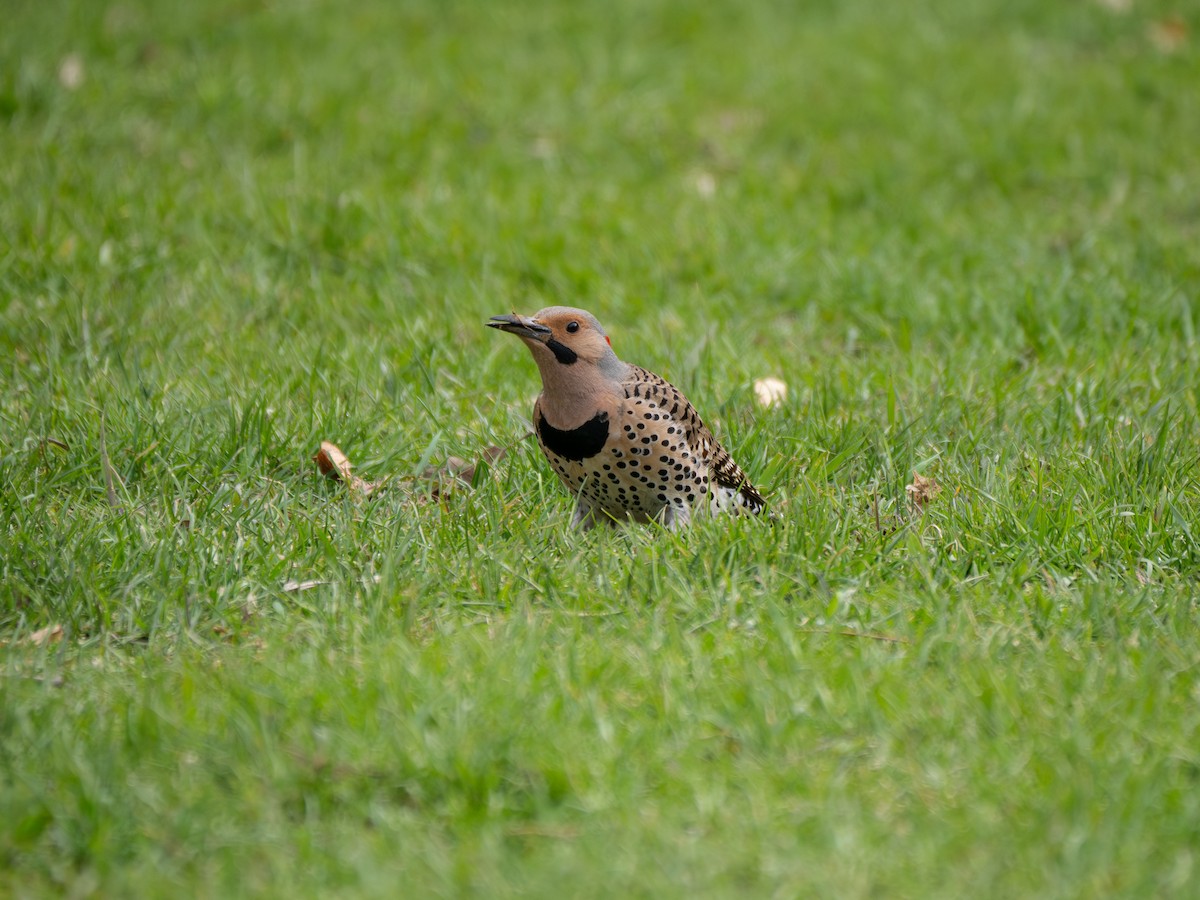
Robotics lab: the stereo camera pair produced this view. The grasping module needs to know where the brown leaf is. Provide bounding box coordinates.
[314,441,353,479]
[28,624,64,646]
[283,579,329,593]
[443,456,475,479]
[417,446,506,500]
[313,441,383,494]
[905,471,942,507]
[1149,16,1188,53]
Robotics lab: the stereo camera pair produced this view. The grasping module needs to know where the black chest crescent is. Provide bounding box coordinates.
[537,410,609,461]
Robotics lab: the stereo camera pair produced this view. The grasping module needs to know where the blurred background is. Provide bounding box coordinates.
[5,0,1196,368]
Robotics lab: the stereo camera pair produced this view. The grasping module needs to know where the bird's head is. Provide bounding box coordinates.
[488,306,622,372]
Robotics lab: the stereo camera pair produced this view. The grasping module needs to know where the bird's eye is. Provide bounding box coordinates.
[566,321,580,334]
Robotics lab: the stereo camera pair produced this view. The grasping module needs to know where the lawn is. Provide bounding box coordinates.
[2,0,1199,895]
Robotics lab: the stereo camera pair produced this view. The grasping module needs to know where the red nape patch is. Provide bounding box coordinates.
[605,335,611,346]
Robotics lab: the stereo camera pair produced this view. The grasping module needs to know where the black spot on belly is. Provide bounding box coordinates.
[537,411,609,461]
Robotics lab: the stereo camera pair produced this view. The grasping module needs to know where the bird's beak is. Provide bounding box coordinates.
[487,314,551,342]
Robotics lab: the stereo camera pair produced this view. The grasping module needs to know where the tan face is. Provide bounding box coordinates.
[488,306,613,367]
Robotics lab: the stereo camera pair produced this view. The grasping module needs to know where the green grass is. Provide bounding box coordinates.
[3,0,1200,895]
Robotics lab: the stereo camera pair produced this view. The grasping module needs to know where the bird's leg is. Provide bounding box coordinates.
[571,497,603,531]
[659,502,692,531]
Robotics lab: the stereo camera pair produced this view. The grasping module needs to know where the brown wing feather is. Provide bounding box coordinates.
[708,442,767,510]
[623,365,766,512]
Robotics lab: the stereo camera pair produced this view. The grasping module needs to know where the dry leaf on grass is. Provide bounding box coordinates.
[28,624,64,646]
[314,441,506,502]
[282,579,330,593]
[1149,16,1188,53]
[312,441,384,495]
[313,440,354,480]
[753,376,788,408]
[417,446,506,500]
[906,471,942,507]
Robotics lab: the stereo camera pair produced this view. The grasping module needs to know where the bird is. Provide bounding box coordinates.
[488,306,767,530]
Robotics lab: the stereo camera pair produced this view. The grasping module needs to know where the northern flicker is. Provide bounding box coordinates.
[488,306,767,529]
